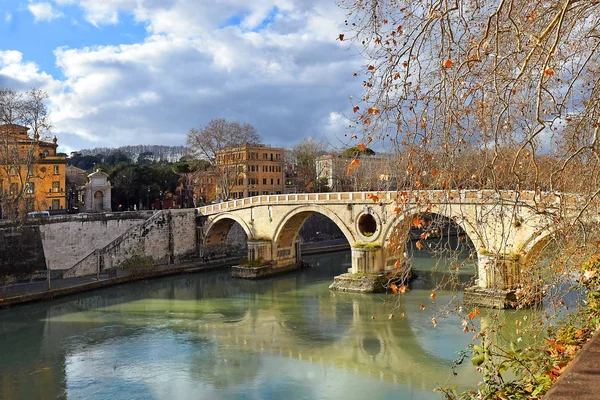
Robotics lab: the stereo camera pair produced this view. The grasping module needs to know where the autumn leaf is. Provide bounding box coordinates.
[338,34,344,41]
[402,60,408,68]
[350,158,361,167]
[357,143,367,151]
[363,117,371,125]
[468,308,480,320]
[353,105,360,113]
[367,193,379,202]
[412,217,425,228]
[399,285,407,294]
[431,317,438,327]
[366,136,373,143]
[388,313,394,319]
[390,283,399,294]
[367,65,375,70]
[346,167,353,174]
[431,169,438,176]
[544,68,555,77]
[394,261,402,268]
[419,303,426,310]
[545,338,566,355]
[443,59,455,69]
[430,292,437,301]
[367,106,380,115]
[416,241,424,249]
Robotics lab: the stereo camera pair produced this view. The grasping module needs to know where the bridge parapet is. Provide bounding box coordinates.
[197,190,581,216]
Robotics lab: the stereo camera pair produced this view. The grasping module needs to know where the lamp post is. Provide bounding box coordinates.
[146,187,150,210]
[122,175,130,211]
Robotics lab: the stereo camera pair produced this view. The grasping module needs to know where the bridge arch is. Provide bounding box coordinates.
[383,206,485,254]
[203,213,253,245]
[272,205,356,261]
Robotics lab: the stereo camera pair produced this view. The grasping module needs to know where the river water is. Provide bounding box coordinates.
[0,249,521,400]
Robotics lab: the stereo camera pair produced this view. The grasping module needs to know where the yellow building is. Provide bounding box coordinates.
[0,124,67,218]
[215,143,285,200]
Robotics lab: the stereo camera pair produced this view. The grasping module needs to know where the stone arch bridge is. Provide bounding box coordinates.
[198,190,577,307]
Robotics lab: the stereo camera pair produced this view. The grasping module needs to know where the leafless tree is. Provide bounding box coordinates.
[339,1,600,395]
[186,118,261,201]
[187,118,260,163]
[0,87,52,219]
[289,138,327,192]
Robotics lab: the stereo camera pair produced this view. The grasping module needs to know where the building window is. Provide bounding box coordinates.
[25,198,34,212]
[270,178,274,185]
[263,178,267,184]
[262,191,268,195]
[52,199,60,210]
[277,178,280,185]
[9,183,18,195]
[24,182,35,194]
[54,165,59,174]
[27,165,34,176]
[52,181,60,193]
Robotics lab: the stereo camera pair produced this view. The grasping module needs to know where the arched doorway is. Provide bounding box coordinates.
[93,190,104,212]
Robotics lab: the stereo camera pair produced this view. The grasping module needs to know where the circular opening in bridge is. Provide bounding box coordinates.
[358,213,377,237]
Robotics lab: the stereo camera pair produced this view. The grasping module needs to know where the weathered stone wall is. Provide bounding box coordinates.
[0,226,46,281]
[39,212,152,270]
[98,210,198,272]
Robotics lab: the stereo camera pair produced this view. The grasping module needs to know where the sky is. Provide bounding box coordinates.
[0,0,362,154]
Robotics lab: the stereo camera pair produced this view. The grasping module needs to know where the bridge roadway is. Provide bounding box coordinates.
[197,190,583,306]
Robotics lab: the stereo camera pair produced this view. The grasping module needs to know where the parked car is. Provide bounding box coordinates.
[26,211,50,217]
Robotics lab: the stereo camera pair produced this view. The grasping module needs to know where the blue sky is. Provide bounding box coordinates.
[0,0,361,154]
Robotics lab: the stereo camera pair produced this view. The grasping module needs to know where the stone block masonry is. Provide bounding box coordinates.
[0,226,46,281]
[85,209,198,275]
[0,212,154,281]
[39,212,153,271]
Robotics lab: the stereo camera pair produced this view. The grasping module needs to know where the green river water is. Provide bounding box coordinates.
[0,249,528,400]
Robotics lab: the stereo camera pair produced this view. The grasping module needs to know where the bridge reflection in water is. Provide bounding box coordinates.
[0,251,532,399]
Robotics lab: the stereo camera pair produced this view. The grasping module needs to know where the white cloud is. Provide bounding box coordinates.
[28,2,64,22]
[4,12,12,23]
[1,1,362,151]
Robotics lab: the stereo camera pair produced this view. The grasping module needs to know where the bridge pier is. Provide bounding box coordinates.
[464,252,537,309]
[329,246,411,293]
[232,239,304,279]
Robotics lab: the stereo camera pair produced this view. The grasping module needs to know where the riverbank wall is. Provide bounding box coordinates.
[0,212,154,283]
[0,241,350,309]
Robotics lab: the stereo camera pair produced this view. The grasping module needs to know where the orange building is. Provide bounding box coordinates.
[215,143,284,200]
[0,124,67,218]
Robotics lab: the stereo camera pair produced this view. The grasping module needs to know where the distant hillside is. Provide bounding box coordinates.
[75,145,188,163]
